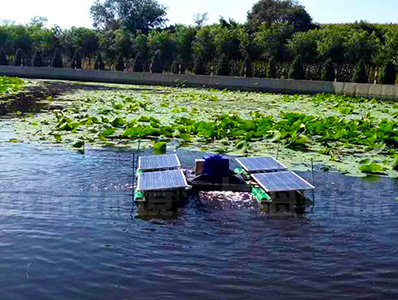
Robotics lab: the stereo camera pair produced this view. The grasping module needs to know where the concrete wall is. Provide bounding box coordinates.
[333,82,398,99]
[0,65,397,99]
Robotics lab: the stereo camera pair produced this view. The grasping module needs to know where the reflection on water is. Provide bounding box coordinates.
[1,121,398,299]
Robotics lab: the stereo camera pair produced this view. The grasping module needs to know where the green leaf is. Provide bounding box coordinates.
[338,107,353,114]
[111,117,126,127]
[359,163,384,174]
[122,127,136,137]
[178,133,192,142]
[73,140,85,148]
[113,103,124,109]
[393,157,398,171]
[101,128,115,137]
[153,141,167,154]
[138,116,151,122]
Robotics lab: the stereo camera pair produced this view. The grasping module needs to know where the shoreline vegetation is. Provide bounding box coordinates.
[0,0,397,84]
[2,77,397,178]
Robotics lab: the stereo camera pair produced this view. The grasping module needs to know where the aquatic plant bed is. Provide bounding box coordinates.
[12,80,398,178]
[0,76,24,94]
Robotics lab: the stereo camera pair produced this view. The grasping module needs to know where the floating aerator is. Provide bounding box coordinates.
[203,155,230,176]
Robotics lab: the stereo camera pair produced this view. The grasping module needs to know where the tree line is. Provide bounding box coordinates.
[0,0,397,84]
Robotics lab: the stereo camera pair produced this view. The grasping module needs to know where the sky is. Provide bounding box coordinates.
[0,0,397,29]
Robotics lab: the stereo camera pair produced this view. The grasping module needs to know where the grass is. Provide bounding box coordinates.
[12,80,398,178]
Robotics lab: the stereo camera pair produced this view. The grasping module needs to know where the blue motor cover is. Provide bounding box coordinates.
[203,155,230,176]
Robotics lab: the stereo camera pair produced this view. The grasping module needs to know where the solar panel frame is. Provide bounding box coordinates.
[236,156,288,173]
[138,154,181,171]
[252,171,315,193]
[137,169,188,192]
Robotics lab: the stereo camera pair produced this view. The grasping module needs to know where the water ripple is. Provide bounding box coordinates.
[1,121,398,299]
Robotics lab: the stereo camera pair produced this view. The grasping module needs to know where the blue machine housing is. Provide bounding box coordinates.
[203,155,230,176]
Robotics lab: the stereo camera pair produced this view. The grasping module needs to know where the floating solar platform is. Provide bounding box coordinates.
[252,171,315,193]
[236,156,287,173]
[138,154,181,172]
[137,169,188,192]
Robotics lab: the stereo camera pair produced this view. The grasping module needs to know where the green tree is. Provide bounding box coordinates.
[380,62,396,85]
[0,50,8,65]
[214,24,242,60]
[289,55,304,79]
[344,29,378,64]
[217,53,230,76]
[171,55,183,74]
[253,23,294,62]
[248,0,314,32]
[63,27,99,62]
[132,32,149,65]
[71,51,82,69]
[133,52,145,72]
[116,56,125,71]
[321,59,335,81]
[353,60,368,83]
[266,59,276,78]
[241,55,253,77]
[193,26,217,64]
[90,0,167,34]
[14,48,25,66]
[150,50,163,73]
[193,12,209,28]
[148,30,176,71]
[288,30,320,63]
[32,51,44,67]
[193,52,206,75]
[176,25,197,69]
[94,53,105,70]
[51,49,63,68]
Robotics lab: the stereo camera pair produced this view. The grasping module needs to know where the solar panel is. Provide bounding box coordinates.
[138,154,181,171]
[236,157,287,173]
[252,171,315,193]
[137,169,188,191]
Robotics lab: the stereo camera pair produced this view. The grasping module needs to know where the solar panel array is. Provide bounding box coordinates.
[236,156,287,173]
[138,169,188,191]
[138,154,180,171]
[252,171,315,193]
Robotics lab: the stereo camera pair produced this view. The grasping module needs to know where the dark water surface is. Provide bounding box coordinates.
[1,121,398,299]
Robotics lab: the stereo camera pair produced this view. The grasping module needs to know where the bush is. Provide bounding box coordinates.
[193,53,206,75]
[116,57,125,71]
[51,50,63,68]
[289,55,304,80]
[31,51,44,67]
[353,60,368,83]
[321,59,335,81]
[94,53,105,70]
[71,51,82,69]
[0,50,8,65]
[217,53,230,76]
[266,60,276,78]
[241,55,253,77]
[14,49,25,66]
[133,53,145,72]
[150,51,163,73]
[380,62,396,85]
